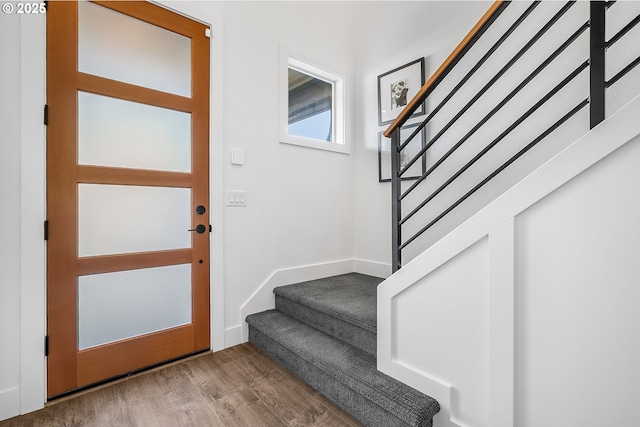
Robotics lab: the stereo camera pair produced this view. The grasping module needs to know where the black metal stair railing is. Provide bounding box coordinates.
[386,1,640,272]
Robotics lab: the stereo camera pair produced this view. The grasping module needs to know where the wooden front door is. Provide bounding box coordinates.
[46,0,210,398]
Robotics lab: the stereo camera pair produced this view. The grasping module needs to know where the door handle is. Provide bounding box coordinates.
[188,224,207,234]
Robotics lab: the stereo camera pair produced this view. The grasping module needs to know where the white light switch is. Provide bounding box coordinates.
[226,190,247,207]
[231,149,245,165]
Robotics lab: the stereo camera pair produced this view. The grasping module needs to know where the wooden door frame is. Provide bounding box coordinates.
[46,0,211,398]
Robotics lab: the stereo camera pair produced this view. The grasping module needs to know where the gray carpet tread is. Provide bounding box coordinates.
[273,273,381,333]
[246,309,440,427]
[275,294,377,357]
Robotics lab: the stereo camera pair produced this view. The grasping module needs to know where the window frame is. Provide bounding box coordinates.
[279,46,348,154]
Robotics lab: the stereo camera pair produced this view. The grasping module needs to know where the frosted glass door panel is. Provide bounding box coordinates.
[78,184,191,257]
[78,92,191,172]
[78,264,192,350]
[78,0,191,97]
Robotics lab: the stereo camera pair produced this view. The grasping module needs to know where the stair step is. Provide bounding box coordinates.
[246,310,439,427]
[274,273,380,356]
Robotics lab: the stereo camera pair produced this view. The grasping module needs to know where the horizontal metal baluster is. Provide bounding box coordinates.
[401,60,589,226]
[387,1,510,140]
[606,14,640,48]
[397,122,427,159]
[398,2,540,155]
[401,19,588,201]
[398,1,577,178]
[606,55,640,88]
[400,98,589,251]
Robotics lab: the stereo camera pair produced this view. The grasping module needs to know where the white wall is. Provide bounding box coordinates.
[378,95,640,427]
[217,1,356,343]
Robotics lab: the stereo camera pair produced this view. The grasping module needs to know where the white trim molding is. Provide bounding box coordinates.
[488,219,514,427]
[353,258,391,279]
[20,12,47,417]
[0,388,20,422]
[224,326,242,348]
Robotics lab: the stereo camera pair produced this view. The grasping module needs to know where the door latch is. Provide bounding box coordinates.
[188,224,207,234]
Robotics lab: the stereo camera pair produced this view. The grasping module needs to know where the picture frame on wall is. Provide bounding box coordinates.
[378,122,427,183]
[377,58,426,126]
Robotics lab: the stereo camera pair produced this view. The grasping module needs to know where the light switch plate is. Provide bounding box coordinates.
[231,149,245,165]
[226,190,247,207]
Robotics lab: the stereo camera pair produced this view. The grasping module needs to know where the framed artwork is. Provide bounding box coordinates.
[377,58,426,126]
[378,123,427,183]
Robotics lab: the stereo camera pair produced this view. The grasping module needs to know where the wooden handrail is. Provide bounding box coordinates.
[384,1,505,138]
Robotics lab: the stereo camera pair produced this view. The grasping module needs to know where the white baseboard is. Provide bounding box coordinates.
[353,258,391,278]
[0,387,20,422]
[224,325,242,348]
[237,257,393,345]
[239,259,357,343]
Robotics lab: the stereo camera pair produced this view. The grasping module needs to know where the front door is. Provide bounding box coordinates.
[46,0,210,398]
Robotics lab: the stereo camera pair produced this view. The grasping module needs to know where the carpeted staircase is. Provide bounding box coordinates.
[245,273,440,427]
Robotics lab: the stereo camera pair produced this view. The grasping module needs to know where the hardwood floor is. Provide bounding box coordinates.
[0,344,362,427]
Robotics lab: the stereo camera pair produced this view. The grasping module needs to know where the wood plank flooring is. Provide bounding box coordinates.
[0,344,362,427]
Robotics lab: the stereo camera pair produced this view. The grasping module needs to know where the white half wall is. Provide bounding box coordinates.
[378,94,640,427]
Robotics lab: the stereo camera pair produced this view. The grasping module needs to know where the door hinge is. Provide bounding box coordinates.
[205,28,212,39]
[44,220,49,241]
[44,336,49,357]
[209,224,212,233]
[44,105,48,125]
